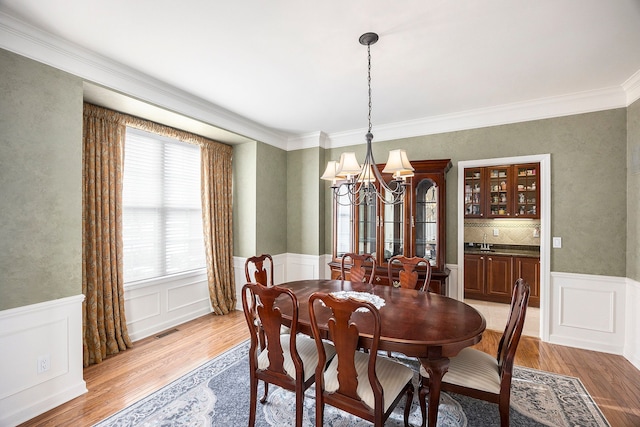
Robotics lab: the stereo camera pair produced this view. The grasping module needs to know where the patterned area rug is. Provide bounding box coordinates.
[94,341,610,427]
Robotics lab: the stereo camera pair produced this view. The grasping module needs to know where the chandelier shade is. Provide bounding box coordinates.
[321,32,414,206]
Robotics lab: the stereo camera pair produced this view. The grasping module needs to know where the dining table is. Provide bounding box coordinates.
[274,279,486,427]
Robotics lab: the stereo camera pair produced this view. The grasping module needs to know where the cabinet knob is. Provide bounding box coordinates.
[375,276,381,282]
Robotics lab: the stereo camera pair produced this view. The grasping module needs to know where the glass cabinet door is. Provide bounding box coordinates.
[415,178,438,266]
[334,193,352,257]
[515,164,539,218]
[487,166,511,217]
[464,168,484,217]
[357,184,377,255]
[382,185,404,262]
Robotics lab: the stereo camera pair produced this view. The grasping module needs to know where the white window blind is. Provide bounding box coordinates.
[122,127,205,283]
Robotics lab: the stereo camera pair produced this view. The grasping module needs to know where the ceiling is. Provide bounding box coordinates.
[2,0,640,144]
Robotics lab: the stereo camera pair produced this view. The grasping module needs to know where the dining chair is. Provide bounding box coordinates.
[242,282,336,427]
[387,255,432,291]
[418,278,531,427]
[245,253,274,286]
[309,291,414,427]
[340,253,377,284]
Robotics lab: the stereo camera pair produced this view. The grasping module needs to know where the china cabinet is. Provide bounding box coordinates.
[329,159,452,295]
[464,163,540,219]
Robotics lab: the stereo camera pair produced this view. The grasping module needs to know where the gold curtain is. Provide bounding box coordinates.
[82,103,132,366]
[201,142,237,314]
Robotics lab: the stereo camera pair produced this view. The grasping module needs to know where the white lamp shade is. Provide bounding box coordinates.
[336,152,362,177]
[321,161,338,181]
[392,169,415,180]
[382,149,414,174]
[357,164,377,183]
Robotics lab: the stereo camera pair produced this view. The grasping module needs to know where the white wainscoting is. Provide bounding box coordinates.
[0,295,86,427]
[124,269,212,342]
[625,278,640,370]
[549,272,627,355]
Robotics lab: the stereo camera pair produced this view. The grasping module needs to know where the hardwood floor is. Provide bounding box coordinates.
[19,310,640,426]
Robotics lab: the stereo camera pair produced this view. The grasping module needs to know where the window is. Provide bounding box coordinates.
[122,127,205,283]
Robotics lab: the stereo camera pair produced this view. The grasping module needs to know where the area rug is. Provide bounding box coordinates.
[94,341,610,427]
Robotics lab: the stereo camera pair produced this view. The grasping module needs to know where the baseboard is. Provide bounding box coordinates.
[0,295,87,426]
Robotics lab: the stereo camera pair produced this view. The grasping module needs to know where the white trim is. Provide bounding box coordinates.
[623,69,640,106]
[549,272,626,355]
[0,295,87,426]
[0,11,287,149]
[1,11,637,152]
[457,154,551,341]
[324,88,627,149]
[624,278,640,371]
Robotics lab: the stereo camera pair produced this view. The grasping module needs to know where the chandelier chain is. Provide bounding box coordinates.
[367,42,372,134]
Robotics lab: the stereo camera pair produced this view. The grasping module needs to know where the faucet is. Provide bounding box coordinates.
[481,233,491,251]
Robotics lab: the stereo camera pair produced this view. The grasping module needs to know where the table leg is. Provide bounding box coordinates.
[419,357,450,427]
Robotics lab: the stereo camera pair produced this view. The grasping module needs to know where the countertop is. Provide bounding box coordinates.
[464,244,540,258]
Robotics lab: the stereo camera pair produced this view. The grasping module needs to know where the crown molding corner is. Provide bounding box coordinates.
[623,69,640,106]
[0,10,289,148]
[287,131,329,151]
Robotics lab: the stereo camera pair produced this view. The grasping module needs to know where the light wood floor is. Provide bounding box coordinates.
[19,310,640,426]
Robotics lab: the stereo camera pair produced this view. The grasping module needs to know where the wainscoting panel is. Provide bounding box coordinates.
[124,270,211,342]
[549,272,626,354]
[0,295,86,427]
[625,278,640,370]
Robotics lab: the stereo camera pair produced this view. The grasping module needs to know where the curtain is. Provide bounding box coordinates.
[201,142,236,314]
[82,103,132,366]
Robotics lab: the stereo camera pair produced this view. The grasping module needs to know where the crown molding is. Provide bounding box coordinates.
[623,69,640,106]
[325,86,628,149]
[0,11,289,149]
[2,10,637,153]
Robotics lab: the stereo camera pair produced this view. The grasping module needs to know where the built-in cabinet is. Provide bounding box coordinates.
[329,159,452,295]
[464,253,540,307]
[464,163,540,219]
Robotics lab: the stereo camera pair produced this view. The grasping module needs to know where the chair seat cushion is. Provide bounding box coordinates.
[324,351,414,411]
[258,333,335,382]
[419,347,500,394]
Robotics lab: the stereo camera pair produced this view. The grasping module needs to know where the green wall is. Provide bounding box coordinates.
[0,49,83,310]
[628,99,640,281]
[233,140,288,257]
[286,147,325,255]
[321,109,628,277]
[232,141,257,257]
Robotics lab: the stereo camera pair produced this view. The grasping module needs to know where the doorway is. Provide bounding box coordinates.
[457,154,550,340]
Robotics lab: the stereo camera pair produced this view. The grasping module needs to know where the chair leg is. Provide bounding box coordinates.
[295,390,304,427]
[248,376,258,427]
[499,399,510,427]
[418,375,428,427]
[260,381,269,404]
[404,386,414,427]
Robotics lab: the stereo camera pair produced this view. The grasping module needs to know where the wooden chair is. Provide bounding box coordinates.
[242,282,336,427]
[309,291,414,427]
[387,255,432,291]
[340,253,376,284]
[245,254,274,286]
[418,278,531,427]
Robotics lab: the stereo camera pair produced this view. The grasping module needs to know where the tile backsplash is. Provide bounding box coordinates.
[464,219,541,246]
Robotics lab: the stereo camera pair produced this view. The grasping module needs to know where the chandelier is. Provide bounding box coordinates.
[321,32,414,206]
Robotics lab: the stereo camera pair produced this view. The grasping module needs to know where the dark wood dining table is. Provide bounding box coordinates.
[275,279,486,427]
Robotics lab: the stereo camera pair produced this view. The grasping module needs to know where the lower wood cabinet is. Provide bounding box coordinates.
[464,253,539,307]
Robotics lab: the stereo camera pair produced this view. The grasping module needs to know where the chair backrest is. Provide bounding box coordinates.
[496,278,531,378]
[309,292,384,416]
[340,253,376,284]
[245,254,274,287]
[241,282,301,378]
[387,255,432,291]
